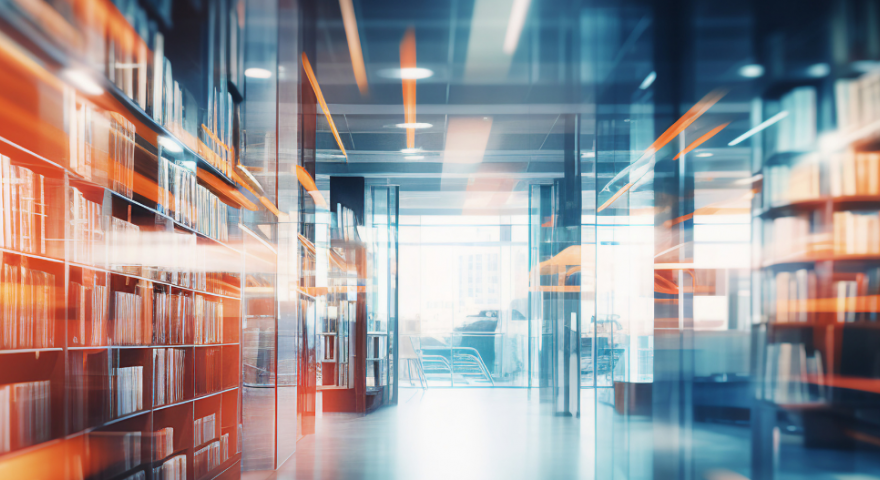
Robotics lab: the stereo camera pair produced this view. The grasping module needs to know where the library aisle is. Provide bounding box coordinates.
[2,0,880,479]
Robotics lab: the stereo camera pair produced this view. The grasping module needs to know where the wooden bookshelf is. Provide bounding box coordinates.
[0,0,247,478]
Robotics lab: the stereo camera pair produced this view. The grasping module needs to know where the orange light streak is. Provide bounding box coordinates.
[672,122,729,160]
[597,89,727,212]
[339,0,369,95]
[295,165,328,209]
[301,53,348,159]
[400,28,417,150]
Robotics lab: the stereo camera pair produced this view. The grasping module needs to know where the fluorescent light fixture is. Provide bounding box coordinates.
[239,223,277,255]
[62,69,104,95]
[378,67,433,79]
[738,64,764,78]
[404,155,424,160]
[807,63,830,78]
[581,151,596,158]
[401,148,422,154]
[395,123,432,129]
[695,152,713,157]
[503,0,531,54]
[639,71,656,90]
[728,111,789,146]
[158,136,183,153]
[244,68,272,79]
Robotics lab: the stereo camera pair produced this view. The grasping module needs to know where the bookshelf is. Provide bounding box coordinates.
[0,0,246,479]
[753,2,880,472]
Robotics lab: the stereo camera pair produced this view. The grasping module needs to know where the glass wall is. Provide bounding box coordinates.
[399,216,530,387]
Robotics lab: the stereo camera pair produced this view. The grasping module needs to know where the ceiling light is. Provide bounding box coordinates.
[378,67,433,79]
[806,63,830,78]
[738,64,764,78]
[395,123,432,129]
[695,152,713,157]
[62,69,104,95]
[401,148,422,154]
[405,155,424,160]
[639,71,656,90]
[245,68,272,79]
[581,152,595,158]
[158,136,183,153]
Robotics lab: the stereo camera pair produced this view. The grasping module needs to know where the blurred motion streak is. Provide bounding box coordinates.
[672,122,730,160]
[443,117,493,164]
[400,28,417,150]
[339,0,369,95]
[295,165,328,209]
[598,89,727,211]
[302,52,348,159]
[503,0,531,54]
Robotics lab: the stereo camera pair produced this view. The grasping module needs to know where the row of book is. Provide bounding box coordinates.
[1,261,56,349]
[0,380,50,453]
[0,158,47,256]
[771,87,817,155]
[158,157,229,242]
[830,150,880,197]
[763,215,828,264]
[833,210,880,255]
[835,71,880,133]
[194,295,224,345]
[113,366,144,417]
[70,280,110,347]
[194,434,229,478]
[154,292,191,345]
[68,285,231,347]
[112,291,151,346]
[69,103,136,200]
[153,454,186,480]
[153,349,185,407]
[196,347,223,395]
[194,413,216,447]
[762,342,825,405]
[70,187,141,271]
[764,158,821,208]
[767,269,818,323]
[832,268,880,323]
[154,426,174,460]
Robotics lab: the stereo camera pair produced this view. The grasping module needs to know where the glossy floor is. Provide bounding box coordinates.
[247,388,878,480]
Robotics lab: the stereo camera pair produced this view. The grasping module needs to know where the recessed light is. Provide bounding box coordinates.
[806,63,830,78]
[581,152,596,158]
[738,64,764,78]
[639,71,656,90]
[62,69,104,95]
[378,67,434,80]
[159,136,183,153]
[695,152,713,157]
[395,123,433,129]
[401,148,421,154]
[404,155,424,160]
[245,68,272,79]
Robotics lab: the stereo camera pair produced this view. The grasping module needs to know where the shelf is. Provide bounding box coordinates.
[0,5,238,191]
[0,247,64,264]
[0,348,62,355]
[0,131,244,258]
[68,261,241,300]
[760,196,880,218]
[763,254,880,268]
[803,374,880,395]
